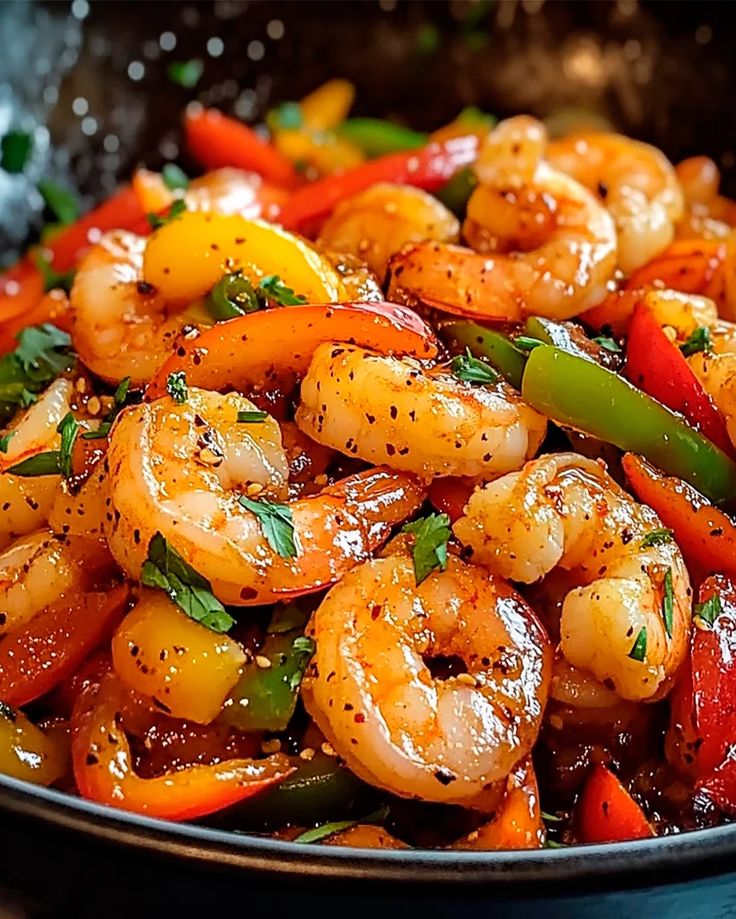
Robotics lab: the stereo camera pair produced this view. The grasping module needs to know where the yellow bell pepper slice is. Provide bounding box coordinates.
[142,211,347,304]
[300,79,355,133]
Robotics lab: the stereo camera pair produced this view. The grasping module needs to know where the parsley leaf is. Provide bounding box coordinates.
[140,532,234,633]
[1,131,33,173]
[294,807,390,845]
[288,635,317,691]
[628,626,647,662]
[0,324,75,422]
[680,326,712,358]
[257,274,307,307]
[237,410,267,423]
[161,163,190,191]
[206,270,260,321]
[0,432,14,453]
[450,349,498,385]
[166,371,188,404]
[34,252,76,293]
[514,336,544,351]
[592,335,622,353]
[662,568,674,639]
[641,528,674,548]
[81,376,140,440]
[38,179,80,225]
[5,451,61,477]
[238,496,298,558]
[147,197,187,230]
[694,594,723,628]
[401,512,451,585]
[56,412,79,479]
[167,59,203,88]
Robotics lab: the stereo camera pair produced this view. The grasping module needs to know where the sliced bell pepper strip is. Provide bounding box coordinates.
[427,477,475,523]
[698,749,736,815]
[622,453,736,580]
[0,290,71,355]
[336,119,428,157]
[71,674,293,821]
[0,704,69,786]
[279,134,479,233]
[219,606,312,732]
[0,583,129,707]
[521,345,736,503]
[141,211,346,305]
[441,321,526,388]
[298,79,355,133]
[625,301,733,456]
[184,107,300,189]
[146,300,437,400]
[576,764,653,843]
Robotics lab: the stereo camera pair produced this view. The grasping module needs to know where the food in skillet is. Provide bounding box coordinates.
[4,78,736,849]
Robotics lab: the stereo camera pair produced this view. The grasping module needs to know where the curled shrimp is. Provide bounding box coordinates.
[675,156,736,241]
[453,453,691,701]
[547,132,684,274]
[0,378,73,550]
[388,116,617,321]
[295,343,546,479]
[301,552,551,806]
[104,388,425,605]
[318,182,459,280]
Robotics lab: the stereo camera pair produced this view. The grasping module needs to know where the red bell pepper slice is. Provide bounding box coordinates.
[427,477,474,523]
[184,107,300,190]
[0,583,129,707]
[71,674,293,821]
[622,453,736,582]
[625,300,733,456]
[146,300,438,400]
[278,134,479,234]
[576,764,653,844]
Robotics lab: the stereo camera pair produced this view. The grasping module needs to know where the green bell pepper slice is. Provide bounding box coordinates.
[435,166,477,215]
[336,118,427,157]
[442,321,526,388]
[522,345,736,503]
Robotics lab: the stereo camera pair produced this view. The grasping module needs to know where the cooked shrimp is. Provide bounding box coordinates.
[388,116,617,321]
[318,183,459,280]
[322,249,384,302]
[70,230,207,386]
[0,528,111,636]
[295,343,546,479]
[0,378,73,550]
[453,453,691,701]
[547,132,684,274]
[675,156,736,241]
[104,389,424,605]
[301,552,551,806]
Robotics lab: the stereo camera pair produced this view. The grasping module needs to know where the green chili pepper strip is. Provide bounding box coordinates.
[442,321,526,388]
[435,166,477,215]
[522,345,736,503]
[219,609,313,732]
[337,118,428,157]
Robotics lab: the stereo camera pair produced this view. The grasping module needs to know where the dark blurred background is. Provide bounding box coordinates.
[1,0,735,258]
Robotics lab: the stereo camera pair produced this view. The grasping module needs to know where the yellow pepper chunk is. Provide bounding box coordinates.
[142,211,346,304]
[0,706,68,786]
[111,591,246,724]
[300,79,355,132]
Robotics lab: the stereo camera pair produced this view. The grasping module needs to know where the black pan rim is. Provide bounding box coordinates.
[2,772,736,888]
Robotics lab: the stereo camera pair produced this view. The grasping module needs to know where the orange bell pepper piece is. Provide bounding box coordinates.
[576,764,653,844]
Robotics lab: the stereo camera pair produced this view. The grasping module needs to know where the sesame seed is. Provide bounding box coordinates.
[87,396,102,416]
[75,377,88,393]
[255,654,272,669]
[321,741,337,757]
[246,482,264,496]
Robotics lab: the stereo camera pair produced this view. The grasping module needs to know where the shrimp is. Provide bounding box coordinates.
[675,156,736,241]
[295,343,546,480]
[0,378,73,551]
[388,116,617,321]
[0,528,112,636]
[453,453,691,701]
[70,230,206,386]
[301,552,551,805]
[104,388,424,605]
[318,183,459,280]
[547,132,684,274]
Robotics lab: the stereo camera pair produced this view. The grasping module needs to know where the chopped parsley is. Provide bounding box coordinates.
[147,197,187,230]
[628,626,648,663]
[294,807,390,845]
[237,410,267,423]
[0,432,14,453]
[258,274,307,307]
[166,371,188,404]
[450,349,498,385]
[206,271,260,321]
[161,163,190,191]
[661,568,674,639]
[0,323,75,421]
[680,326,712,358]
[56,412,80,479]
[401,512,451,585]
[592,336,622,353]
[81,376,140,440]
[640,528,674,549]
[140,532,234,633]
[238,496,298,559]
[5,451,62,477]
[694,594,723,628]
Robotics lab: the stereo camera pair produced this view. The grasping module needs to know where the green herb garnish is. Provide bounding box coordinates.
[0,432,14,453]
[38,179,80,225]
[34,252,76,293]
[294,807,390,845]
[450,349,499,385]
[0,324,75,421]
[593,336,622,353]
[147,197,187,230]
[628,626,648,662]
[694,594,723,628]
[237,410,268,423]
[166,371,188,404]
[257,274,307,307]
[640,528,674,548]
[401,512,451,585]
[167,59,203,88]
[238,496,298,559]
[5,451,61,477]
[206,270,260,321]
[680,326,712,358]
[140,532,234,633]
[514,336,544,352]
[56,412,80,479]
[662,568,674,639]
[266,101,304,133]
[161,163,190,191]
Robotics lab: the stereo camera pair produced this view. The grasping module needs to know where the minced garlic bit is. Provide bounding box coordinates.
[299,747,316,761]
[255,654,272,670]
[321,741,337,757]
[86,395,102,416]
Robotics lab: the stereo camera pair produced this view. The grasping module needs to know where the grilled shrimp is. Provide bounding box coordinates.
[318,183,459,280]
[0,379,73,550]
[547,132,684,274]
[388,116,617,322]
[70,230,207,386]
[295,343,546,480]
[0,528,111,636]
[675,156,736,241]
[301,552,551,806]
[453,453,691,701]
[104,389,424,605]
